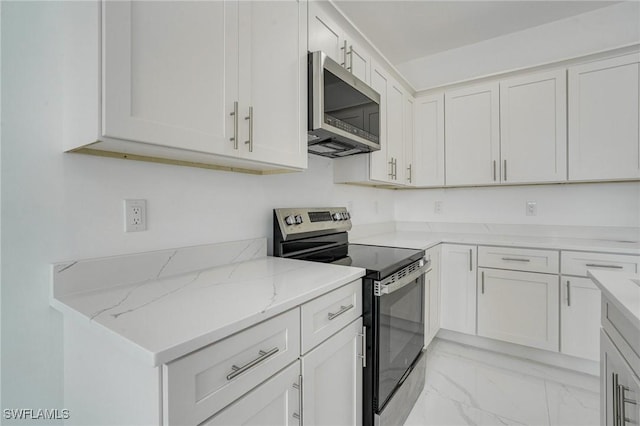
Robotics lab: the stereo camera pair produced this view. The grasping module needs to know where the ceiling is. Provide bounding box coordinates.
[333,1,620,67]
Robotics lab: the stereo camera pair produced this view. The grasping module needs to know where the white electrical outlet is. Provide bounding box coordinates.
[434,201,443,214]
[526,201,537,216]
[124,199,147,232]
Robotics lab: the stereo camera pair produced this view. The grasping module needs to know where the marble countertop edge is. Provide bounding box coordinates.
[588,270,640,330]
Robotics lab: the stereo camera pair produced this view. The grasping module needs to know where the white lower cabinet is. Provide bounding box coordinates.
[477,268,559,351]
[202,362,302,426]
[601,330,640,426]
[560,277,601,361]
[440,244,477,335]
[301,317,364,426]
[424,246,441,346]
[164,309,300,425]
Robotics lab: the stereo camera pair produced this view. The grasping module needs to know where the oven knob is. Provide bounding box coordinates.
[332,212,342,221]
[285,215,296,225]
[341,212,348,220]
[295,215,303,224]
[345,212,351,220]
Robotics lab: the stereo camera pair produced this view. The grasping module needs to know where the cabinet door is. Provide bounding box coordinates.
[561,277,600,361]
[347,41,371,84]
[404,95,415,186]
[440,245,477,335]
[202,362,301,426]
[425,246,441,346]
[308,3,345,65]
[238,0,307,169]
[302,318,363,426]
[445,83,500,186]
[478,269,559,351]
[369,63,390,182]
[568,53,640,181]
[601,330,640,426]
[500,69,567,183]
[387,78,405,184]
[414,94,445,187]
[102,1,237,155]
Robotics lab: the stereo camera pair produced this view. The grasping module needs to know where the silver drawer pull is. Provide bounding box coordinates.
[328,304,354,320]
[501,257,531,262]
[586,263,623,269]
[226,347,279,380]
[230,101,239,149]
[358,326,367,368]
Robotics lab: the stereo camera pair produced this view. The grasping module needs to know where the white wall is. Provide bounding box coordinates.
[399,1,640,90]
[394,182,640,228]
[0,2,393,419]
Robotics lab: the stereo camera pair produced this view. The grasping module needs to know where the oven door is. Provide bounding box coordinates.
[376,271,425,410]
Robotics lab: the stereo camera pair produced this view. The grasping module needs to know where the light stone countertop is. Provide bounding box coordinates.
[51,239,365,366]
[352,230,640,254]
[588,270,640,330]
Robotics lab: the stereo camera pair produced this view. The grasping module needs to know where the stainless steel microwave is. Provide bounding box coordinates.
[308,51,381,158]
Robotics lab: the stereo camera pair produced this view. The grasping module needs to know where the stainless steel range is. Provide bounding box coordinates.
[273,207,428,426]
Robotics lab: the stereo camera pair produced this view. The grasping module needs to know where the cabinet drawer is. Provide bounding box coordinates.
[301,280,362,354]
[562,251,640,277]
[163,309,300,426]
[478,246,559,273]
[602,297,640,376]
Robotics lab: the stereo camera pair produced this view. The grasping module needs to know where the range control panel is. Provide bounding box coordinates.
[274,207,352,240]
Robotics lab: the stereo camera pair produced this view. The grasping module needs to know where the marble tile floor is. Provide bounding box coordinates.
[404,339,600,426]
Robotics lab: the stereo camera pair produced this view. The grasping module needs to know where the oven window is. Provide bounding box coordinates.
[378,276,425,408]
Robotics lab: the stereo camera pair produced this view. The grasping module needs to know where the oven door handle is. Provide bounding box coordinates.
[374,259,430,296]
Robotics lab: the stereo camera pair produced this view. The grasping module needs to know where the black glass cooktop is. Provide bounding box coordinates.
[340,244,424,280]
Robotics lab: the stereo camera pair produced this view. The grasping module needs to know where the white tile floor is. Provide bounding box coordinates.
[404,339,600,426]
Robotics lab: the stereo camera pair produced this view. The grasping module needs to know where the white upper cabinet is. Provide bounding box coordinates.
[308,2,371,84]
[500,69,567,183]
[568,53,640,181]
[347,40,371,84]
[97,0,307,172]
[387,76,406,184]
[238,1,307,169]
[308,3,344,64]
[102,1,237,156]
[368,62,391,182]
[414,93,445,187]
[445,82,500,186]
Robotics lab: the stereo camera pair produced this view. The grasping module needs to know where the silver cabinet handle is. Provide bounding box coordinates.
[567,281,571,307]
[328,304,354,320]
[504,159,507,181]
[501,257,531,262]
[230,101,239,149]
[481,271,485,294]
[340,40,348,67]
[226,347,278,380]
[469,249,473,271]
[292,375,302,424]
[620,385,636,426]
[388,158,394,178]
[493,160,496,181]
[394,158,398,180]
[586,263,623,269]
[613,373,620,426]
[407,164,412,183]
[358,326,367,368]
[244,106,253,153]
[346,45,353,71]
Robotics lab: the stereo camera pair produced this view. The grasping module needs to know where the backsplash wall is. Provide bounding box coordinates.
[393,182,640,228]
